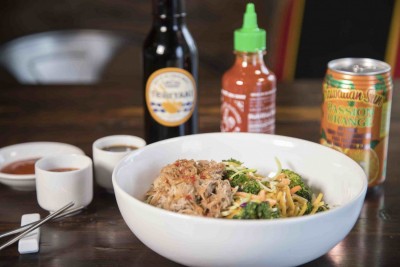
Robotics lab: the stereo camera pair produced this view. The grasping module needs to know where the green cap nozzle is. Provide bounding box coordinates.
[234,3,266,52]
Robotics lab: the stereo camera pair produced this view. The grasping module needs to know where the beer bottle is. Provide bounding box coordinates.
[143,0,198,144]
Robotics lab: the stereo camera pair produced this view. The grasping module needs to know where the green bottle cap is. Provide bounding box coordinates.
[234,3,266,52]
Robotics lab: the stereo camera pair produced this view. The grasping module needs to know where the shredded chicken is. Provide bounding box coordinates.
[146,159,235,218]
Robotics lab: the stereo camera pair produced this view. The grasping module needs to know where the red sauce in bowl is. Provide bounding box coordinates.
[0,158,41,175]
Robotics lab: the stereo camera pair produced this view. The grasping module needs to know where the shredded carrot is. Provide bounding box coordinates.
[276,178,291,187]
[258,190,266,200]
[275,173,286,180]
[290,185,302,194]
[265,198,277,206]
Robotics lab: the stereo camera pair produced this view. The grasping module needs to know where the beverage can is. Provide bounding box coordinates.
[321,58,393,187]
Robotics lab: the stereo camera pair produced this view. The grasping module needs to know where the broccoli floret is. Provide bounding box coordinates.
[302,202,329,215]
[317,203,329,213]
[242,179,261,195]
[304,201,313,215]
[282,169,312,201]
[233,201,280,220]
[228,173,261,194]
[223,161,261,194]
[229,173,248,187]
[233,202,258,219]
[256,202,280,219]
[223,169,235,179]
[222,159,244,179]
[222,158,243,165]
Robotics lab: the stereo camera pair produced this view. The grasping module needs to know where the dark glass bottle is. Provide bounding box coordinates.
[143,0,198,144]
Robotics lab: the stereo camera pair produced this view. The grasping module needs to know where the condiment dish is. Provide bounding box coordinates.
[35,154,93,212]
[113,132,368,267]
[93,135,146,192]
[0,142,84,191]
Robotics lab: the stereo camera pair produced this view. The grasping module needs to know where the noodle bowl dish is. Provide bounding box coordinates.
[113,133,367,267]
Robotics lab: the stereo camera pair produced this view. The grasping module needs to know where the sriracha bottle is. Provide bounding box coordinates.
[221,3,276,133]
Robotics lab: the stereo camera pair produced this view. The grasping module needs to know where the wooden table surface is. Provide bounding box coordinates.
[0,80,399,266]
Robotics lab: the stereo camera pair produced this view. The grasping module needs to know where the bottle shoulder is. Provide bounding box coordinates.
[222,58,276,93]
[223,63,276,81]
[143,27,197,56]
[144,25,195,44]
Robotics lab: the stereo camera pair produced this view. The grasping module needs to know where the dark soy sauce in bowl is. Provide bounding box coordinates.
[101,145,138,152]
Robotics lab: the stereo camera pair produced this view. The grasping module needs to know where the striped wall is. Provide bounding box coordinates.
[273,0,400,80]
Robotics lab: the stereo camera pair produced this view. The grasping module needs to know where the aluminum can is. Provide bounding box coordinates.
[321,58,393,187]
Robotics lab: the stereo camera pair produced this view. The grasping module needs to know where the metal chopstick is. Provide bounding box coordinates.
[0,202,74,251]
[0,205,85,239]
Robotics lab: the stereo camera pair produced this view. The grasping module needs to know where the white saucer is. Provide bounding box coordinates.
[0,142,84,191]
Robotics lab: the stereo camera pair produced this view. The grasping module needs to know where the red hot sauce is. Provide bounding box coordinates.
[221,3,276,133]
[0,158,40,175]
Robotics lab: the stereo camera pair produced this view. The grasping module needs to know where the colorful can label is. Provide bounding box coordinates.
[146,68,196,127]
[321,58,393,187]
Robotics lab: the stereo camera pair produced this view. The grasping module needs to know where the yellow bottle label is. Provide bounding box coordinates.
[146,68,196,127]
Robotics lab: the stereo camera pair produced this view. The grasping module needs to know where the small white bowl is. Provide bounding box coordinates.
[35,154,93,212]
[93,135,146,193]
[0,142,84,191]
[113,133,368,267]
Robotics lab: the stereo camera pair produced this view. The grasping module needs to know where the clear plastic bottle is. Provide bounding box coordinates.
[221,3,276,133]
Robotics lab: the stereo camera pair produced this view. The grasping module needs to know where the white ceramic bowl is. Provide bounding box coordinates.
[93,135,146,192]
[0,142,84,191]
[113,133,367,267]
[36,154,93,212]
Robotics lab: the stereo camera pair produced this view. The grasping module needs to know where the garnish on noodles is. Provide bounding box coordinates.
[145,158,329,219]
